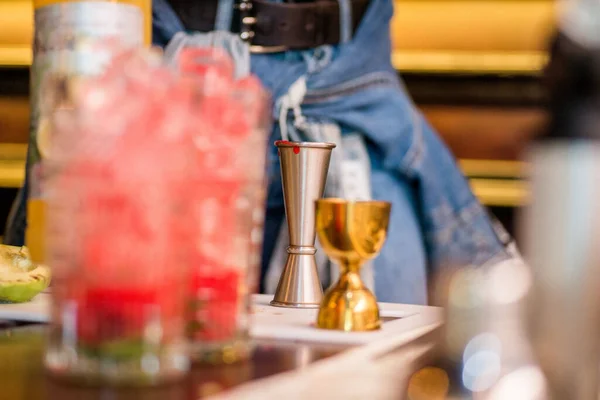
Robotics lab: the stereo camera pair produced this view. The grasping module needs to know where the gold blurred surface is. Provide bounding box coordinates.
[0,143,531,206]
[460,159,527,179]
[0,144,26,189]
[0,0,151,66]
[25,199,45,263]
[469,178,530,207]
[0,0,555,72]
[0,1,33,67]
[407,367,450,400]
[0,97,30,144]
[390,0,555,73]
[315,199,391,332]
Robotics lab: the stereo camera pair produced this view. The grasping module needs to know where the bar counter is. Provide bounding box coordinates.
[0,323,441,399]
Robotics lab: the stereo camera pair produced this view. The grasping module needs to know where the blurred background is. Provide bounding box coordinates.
[0,0,555,243]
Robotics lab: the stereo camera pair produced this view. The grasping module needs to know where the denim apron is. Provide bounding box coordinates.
[5,0,511,305]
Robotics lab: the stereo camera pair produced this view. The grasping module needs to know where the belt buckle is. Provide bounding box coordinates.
[237,0,288,54]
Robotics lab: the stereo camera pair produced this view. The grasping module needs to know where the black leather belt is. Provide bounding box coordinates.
[167,0,371,53]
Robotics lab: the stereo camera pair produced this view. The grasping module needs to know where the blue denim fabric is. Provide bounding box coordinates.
[5,0,510,306]
[152,0,511,305]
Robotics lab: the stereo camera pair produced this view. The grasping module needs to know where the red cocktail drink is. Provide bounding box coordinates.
[44,47,194,385]
[177,49,270,363]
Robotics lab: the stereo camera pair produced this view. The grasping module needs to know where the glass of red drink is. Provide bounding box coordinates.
[43,49,194,386]
[183,62,271,364]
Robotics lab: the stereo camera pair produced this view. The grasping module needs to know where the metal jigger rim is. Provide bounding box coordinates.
[270,300,321,308]
[275,140,336,150]
[316,198,393,208]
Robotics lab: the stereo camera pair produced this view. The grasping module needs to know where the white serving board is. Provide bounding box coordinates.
[250,294,443,345]
[0,292,50,323]
[0,293,443,345]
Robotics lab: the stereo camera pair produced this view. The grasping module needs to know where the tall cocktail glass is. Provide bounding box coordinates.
[43,48,194,386]
[179,50,271,363]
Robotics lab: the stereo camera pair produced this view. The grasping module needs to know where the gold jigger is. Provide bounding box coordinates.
[315,198,391,332]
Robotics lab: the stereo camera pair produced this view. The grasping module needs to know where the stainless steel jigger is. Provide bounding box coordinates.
[270,141,336,308]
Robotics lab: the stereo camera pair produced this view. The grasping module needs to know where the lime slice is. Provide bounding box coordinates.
[0,244,51,303]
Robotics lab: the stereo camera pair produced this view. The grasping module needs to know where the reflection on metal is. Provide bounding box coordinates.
[270,141,335,309]
[315,199,391,332]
